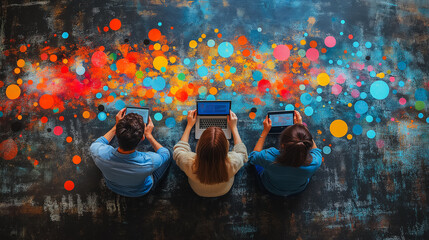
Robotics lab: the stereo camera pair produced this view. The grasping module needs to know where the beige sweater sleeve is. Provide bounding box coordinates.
[173,141,196,172]
[227,142,248,174]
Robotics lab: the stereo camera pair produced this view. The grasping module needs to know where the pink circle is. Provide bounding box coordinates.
[389,77,395,82]
[376,140,385,148]
[356,82,362,87]
[367,65,374,71]
[306,48,319,61]
[399,98,406,105]
[391,117,395,121]
[53,126,63,136]
[355,113,361,118]
[324,36,336,48]
[331,84,342,95]
[336,74,345,84]
[273,45,290,61]
[351,89,360,98]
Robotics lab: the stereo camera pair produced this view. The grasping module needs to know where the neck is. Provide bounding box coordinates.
[117,147,136,154]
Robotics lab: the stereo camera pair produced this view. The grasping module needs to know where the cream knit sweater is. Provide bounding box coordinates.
[173,140,248,197]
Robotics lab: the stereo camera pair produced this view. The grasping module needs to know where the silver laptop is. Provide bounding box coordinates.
[195,100,231,139]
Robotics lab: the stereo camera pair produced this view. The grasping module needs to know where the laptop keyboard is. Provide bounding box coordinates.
[199,118,228,129]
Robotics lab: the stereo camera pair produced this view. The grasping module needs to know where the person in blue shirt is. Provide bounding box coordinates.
[90,108,171,197]
[249,110,322,196]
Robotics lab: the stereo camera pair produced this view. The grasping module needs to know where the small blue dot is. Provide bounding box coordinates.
[353,42,359,47]
[341,20,345,24]
[154,113,163,121]
[62,32,69,39]
[418,113,423,118]
[365,42,372,48]
[158,22,162,26]
[103,86,108,91]
[304,32,308,36]
[96,93,102,98]
[340,32,344,35]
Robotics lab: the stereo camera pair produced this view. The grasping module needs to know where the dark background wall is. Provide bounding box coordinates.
[0,0,428,239]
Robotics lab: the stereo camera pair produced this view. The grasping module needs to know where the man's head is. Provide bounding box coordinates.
[116,113,145,151]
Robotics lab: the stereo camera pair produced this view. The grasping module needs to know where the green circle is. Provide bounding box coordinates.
[135,70,143,78]
[109,53,117,61]
[178,73,186,81]
[415,101,425,111]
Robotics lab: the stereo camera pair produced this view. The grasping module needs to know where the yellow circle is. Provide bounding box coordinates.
[63,59,68,64]
[214,29,219,33]
[271,43,277,49]
[209,87,218,95]
[347,103,352,107]
[201,34,206,38]
[6,84,21,100]
[317,73,330,86]
[17,78,23,84]
[153,56,168,71]
[189,40,198,48]
[300,39,306,45]
[82,111,90,119]
[154,43,161,50]
[169,57,176,63]
[330,120,348,138]
[376,72,385,78]
[347,134,353,140]
[33,102,38,107]
[198,38,203,42]
[17,59,25,68]
[14,68,21,74]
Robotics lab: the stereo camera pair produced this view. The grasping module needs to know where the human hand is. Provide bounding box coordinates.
[144,116,154,137]
[294,110,303,124]
[263,115,272,133]
[186,109,197,128]
[227,110,238,130]
[115,108,126,125]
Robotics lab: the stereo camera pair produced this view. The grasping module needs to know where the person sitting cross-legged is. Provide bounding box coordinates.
[90,108,171,197]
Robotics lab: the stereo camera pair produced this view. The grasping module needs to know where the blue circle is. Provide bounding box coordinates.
[103,86,108,91]
[225,79,232,86]
[110,63,117,71]
[337,60,343,65]
[96,93,102,99]
[165,96,173,104]
[367,130,376,139]
[341,20,345,24]
[370,81,389,100]
[253,71,263,81]
[154,113,163,121]
[329,60,333,64]
[143,77,152,87]
[207,39,215,47]
[376,117,381,123]
[354,100,368,114]
[366,115,374,122]
[323,146,331,154]
[398,61,406,70]
[230,67,236,73]
[76,66,85,75]
[62,32,69,39]
[365,42,372,48]
[197,66,208,77]
[360,92,367,99]
[316,96,322,102]
[356,51,362,57]
[98,112,107,121]
[415,88,428,101]
[352,125,363,135]
[285,104,294,111]
[317,88,322,94]
[115,100,126,110]
[184,58,191,65]
[158,22,162,26]
[426,117,429,123]
[0,111,3,117]
[218,42,234,58]
[304,106,314,116]
[418,113,423,118]
[399,81,405,87]
[211,59,216,65]
[370,71,376,77]
[196,59,203,65]
[300,93,313,105]
[182,110,188,115]
[152,76,166,91]
[206,95,216,100]
[165,117,176,128]
[353,42,359,47]
[340,32,344,35]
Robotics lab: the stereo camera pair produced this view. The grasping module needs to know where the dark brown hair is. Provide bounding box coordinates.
[276,124,313,167]
[116,113,145,151]
[194,127,229,184]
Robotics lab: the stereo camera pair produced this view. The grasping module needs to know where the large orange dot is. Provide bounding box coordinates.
[237,36,248,45]
[209,87,218,95]
[17,59,25,67]
[109,18,121,31]
[330,120,348,138]
[64,180,75,191]
[148,29,161,41]
[82,111,90,118]
[72,155,81,164]
[0,139,18,160]
[6,84,21,99]
[39,94,54,109]
[66,136,73,143]
[249,112,256,119]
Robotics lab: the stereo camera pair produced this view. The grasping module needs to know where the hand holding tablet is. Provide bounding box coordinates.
[267,110,295,134]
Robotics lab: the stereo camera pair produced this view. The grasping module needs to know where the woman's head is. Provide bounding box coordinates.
[276,124,313,167]
[194,127,229,184]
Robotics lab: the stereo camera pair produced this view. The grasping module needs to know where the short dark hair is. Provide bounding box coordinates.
[116,113,145,151]
[276,124,313,167]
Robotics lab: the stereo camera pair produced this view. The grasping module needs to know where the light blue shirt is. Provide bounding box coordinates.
[249,147,322,196]
[89,137,170,197]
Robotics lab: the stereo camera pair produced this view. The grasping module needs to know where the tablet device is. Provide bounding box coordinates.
[126,107,150,124]
[267,110,295,134]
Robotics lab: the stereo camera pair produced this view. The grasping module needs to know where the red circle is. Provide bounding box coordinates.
[64,180,74,191]
[109,19,121,31]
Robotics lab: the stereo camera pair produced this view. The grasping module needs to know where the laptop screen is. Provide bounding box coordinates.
[270,112,294,127]
[197,101,231,116]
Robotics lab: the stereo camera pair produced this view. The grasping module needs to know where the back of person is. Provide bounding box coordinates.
[249,111,322,196]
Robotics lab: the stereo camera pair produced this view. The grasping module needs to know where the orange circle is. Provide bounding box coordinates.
[6,84,21,99]
[41,116,48,123]
[237,36,248,45]
[39,94,54,109]
[103,26,109,32]
[321,48,327,53]
[209,87,218,95]
[14,68,21,74]
[161,45,169,52]
[64,180,75,191]
[242,49,251,57]
[19,45,27,52]
[109,18,121,31]
[249,112,256,119]
[50,54,57,62]
[17,59,25,67]
[72,155,81,164]
[66,136,72,143]
[148,29,161,41]
[82,111,90,118]
[217,33,222,38]
[309,41,317,48]
[107,95,114,102]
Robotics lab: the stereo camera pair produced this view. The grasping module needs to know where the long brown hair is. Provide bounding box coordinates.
[194,127,229,184]
[276,124,313,167]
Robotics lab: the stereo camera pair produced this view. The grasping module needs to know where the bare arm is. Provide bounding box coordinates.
[180,110,197,143]
[228,110,242,145]
[144,117,163,151]
[103,108,126,143]
[253,115,271,152]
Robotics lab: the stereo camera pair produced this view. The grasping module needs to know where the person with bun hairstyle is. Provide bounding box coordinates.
[173,110,248,197]
[249,110,322,196]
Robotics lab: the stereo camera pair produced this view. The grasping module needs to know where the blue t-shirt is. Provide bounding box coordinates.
[249,147,322,196]
[89,137,170,197]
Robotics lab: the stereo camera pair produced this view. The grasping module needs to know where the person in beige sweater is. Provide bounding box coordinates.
[173,110,248,197]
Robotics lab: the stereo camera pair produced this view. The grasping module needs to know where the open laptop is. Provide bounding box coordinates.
[195,100,231,139]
